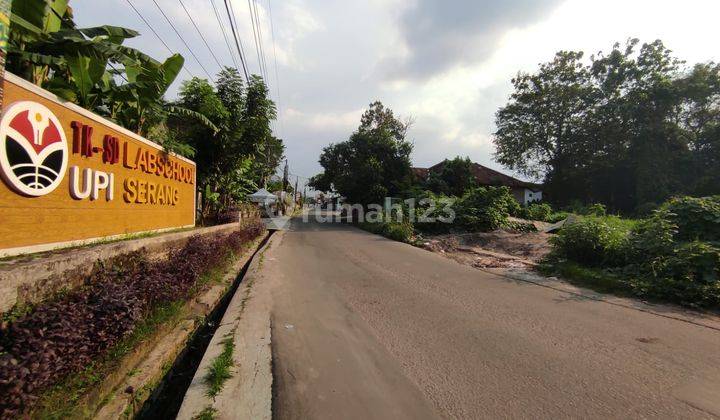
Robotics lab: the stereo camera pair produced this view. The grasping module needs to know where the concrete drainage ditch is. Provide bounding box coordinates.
[136,230,274,419]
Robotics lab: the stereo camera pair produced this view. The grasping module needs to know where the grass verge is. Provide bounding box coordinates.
[205,333,236,398]
[538,260,634,297]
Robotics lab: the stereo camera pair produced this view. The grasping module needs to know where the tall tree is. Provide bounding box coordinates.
[494,39,720,212]
[171,69,282,213]
[310,101,413,206]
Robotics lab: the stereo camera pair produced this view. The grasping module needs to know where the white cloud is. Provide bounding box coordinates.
[69,0,720,182]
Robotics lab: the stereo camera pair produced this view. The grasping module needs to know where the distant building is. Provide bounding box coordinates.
[412,161,542,205]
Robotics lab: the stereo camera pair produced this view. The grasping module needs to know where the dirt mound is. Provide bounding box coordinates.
[421,230,552,268]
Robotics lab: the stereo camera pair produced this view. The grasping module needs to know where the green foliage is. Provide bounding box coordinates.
[456,186,518,232]
[6,3,217,136]
[495,39,720,212]
[171,69,281,218]
[550,216,633,266]
[205,335,235,398]
[423,156,477,197]
[310,102,413,206]
[193,406,218,420]
[659,196,720,242]
[359,220,414,243]
[413,191,456,234]
[382,223,414,242]
[516,202,552,221]
[549,195,720,308]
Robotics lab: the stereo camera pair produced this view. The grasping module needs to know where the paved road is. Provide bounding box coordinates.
[264,211,720,419]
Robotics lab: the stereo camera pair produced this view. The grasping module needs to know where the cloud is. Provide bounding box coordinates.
[380,0,563,81]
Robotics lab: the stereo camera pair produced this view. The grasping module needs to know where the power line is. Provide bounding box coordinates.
[251,0,269,79]
[209,0,240,71]
[246,0,266,78]
[123,0,194,78]
[178,0,225,71]
[150,0,216,82]
[224,0,250,81]
[267,0,283,136]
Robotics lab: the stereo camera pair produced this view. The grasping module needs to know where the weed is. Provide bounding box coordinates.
[205,334,236,398]
[193,405,218,420]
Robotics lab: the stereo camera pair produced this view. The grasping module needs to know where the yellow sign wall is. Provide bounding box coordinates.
[0,73,196,256]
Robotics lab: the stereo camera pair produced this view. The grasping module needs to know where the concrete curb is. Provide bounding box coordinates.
[177,230,284,420]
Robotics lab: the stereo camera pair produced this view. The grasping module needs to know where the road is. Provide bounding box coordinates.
[262,210,720,419]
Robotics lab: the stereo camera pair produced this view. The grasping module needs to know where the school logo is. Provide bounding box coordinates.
[0,101,68,196]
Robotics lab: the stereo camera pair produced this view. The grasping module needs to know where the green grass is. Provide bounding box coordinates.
[205,333,235,398]
[538,260,633,297]
[193,405,218,420]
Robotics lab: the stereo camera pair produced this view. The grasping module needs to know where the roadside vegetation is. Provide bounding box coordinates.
[544,196,720,309]
[204,334,236,398]
[0,222,265,416]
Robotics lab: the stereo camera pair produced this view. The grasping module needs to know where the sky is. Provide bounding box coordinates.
[73,0,720,187]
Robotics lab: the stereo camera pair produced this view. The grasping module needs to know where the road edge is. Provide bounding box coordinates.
[176,230,284,420]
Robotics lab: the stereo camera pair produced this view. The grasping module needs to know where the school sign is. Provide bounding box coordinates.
[0,73,196,256]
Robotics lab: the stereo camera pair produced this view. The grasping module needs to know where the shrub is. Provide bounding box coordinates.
[382,222,414,242]
[629,242,720,307]
[548,195,720,309]
[524,203,553,221]
[359,220,414,243]
[658,196,720,242]
[456,186,517,232]
[550,216,632,266]
[0,222,265,417]
[414,191,456,234]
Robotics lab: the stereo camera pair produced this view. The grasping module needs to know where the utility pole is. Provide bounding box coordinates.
[281,159,288,214]
[294,176,299,206]
[282,159,288,191]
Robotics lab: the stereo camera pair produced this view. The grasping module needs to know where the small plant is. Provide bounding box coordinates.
[193,405,218,420]
[205,335,235,398]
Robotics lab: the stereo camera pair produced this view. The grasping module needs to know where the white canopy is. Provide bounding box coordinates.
[247,188,277,204]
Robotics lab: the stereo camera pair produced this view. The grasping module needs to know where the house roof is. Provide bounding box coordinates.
[413,161,541,190]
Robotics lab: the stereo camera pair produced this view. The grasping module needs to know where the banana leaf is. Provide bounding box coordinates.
[168,105,219,133]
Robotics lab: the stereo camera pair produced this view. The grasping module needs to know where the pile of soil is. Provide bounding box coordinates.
[420,231,552,269]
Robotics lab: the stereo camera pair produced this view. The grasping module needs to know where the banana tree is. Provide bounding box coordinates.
[7,0,217,136]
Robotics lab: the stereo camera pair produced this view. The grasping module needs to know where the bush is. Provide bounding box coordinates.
[524,203,553,221]
[456,186,517,231]
[0,222,265,417]
[414,191,456,234]
[658,196,720,242]
[548,195,720,309]
[629,242,720,307]
[359,220,414,243]
[550,216,632,266]
[382,223,414,242]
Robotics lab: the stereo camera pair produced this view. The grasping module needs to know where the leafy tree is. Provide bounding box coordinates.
[7,0,215,135]
[310,102,413,206]
[424,156,477,197]
[494,39,720,212]
[171,69,282,215]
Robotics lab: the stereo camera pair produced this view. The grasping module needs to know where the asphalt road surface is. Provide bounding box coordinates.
[264,210,720,419]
